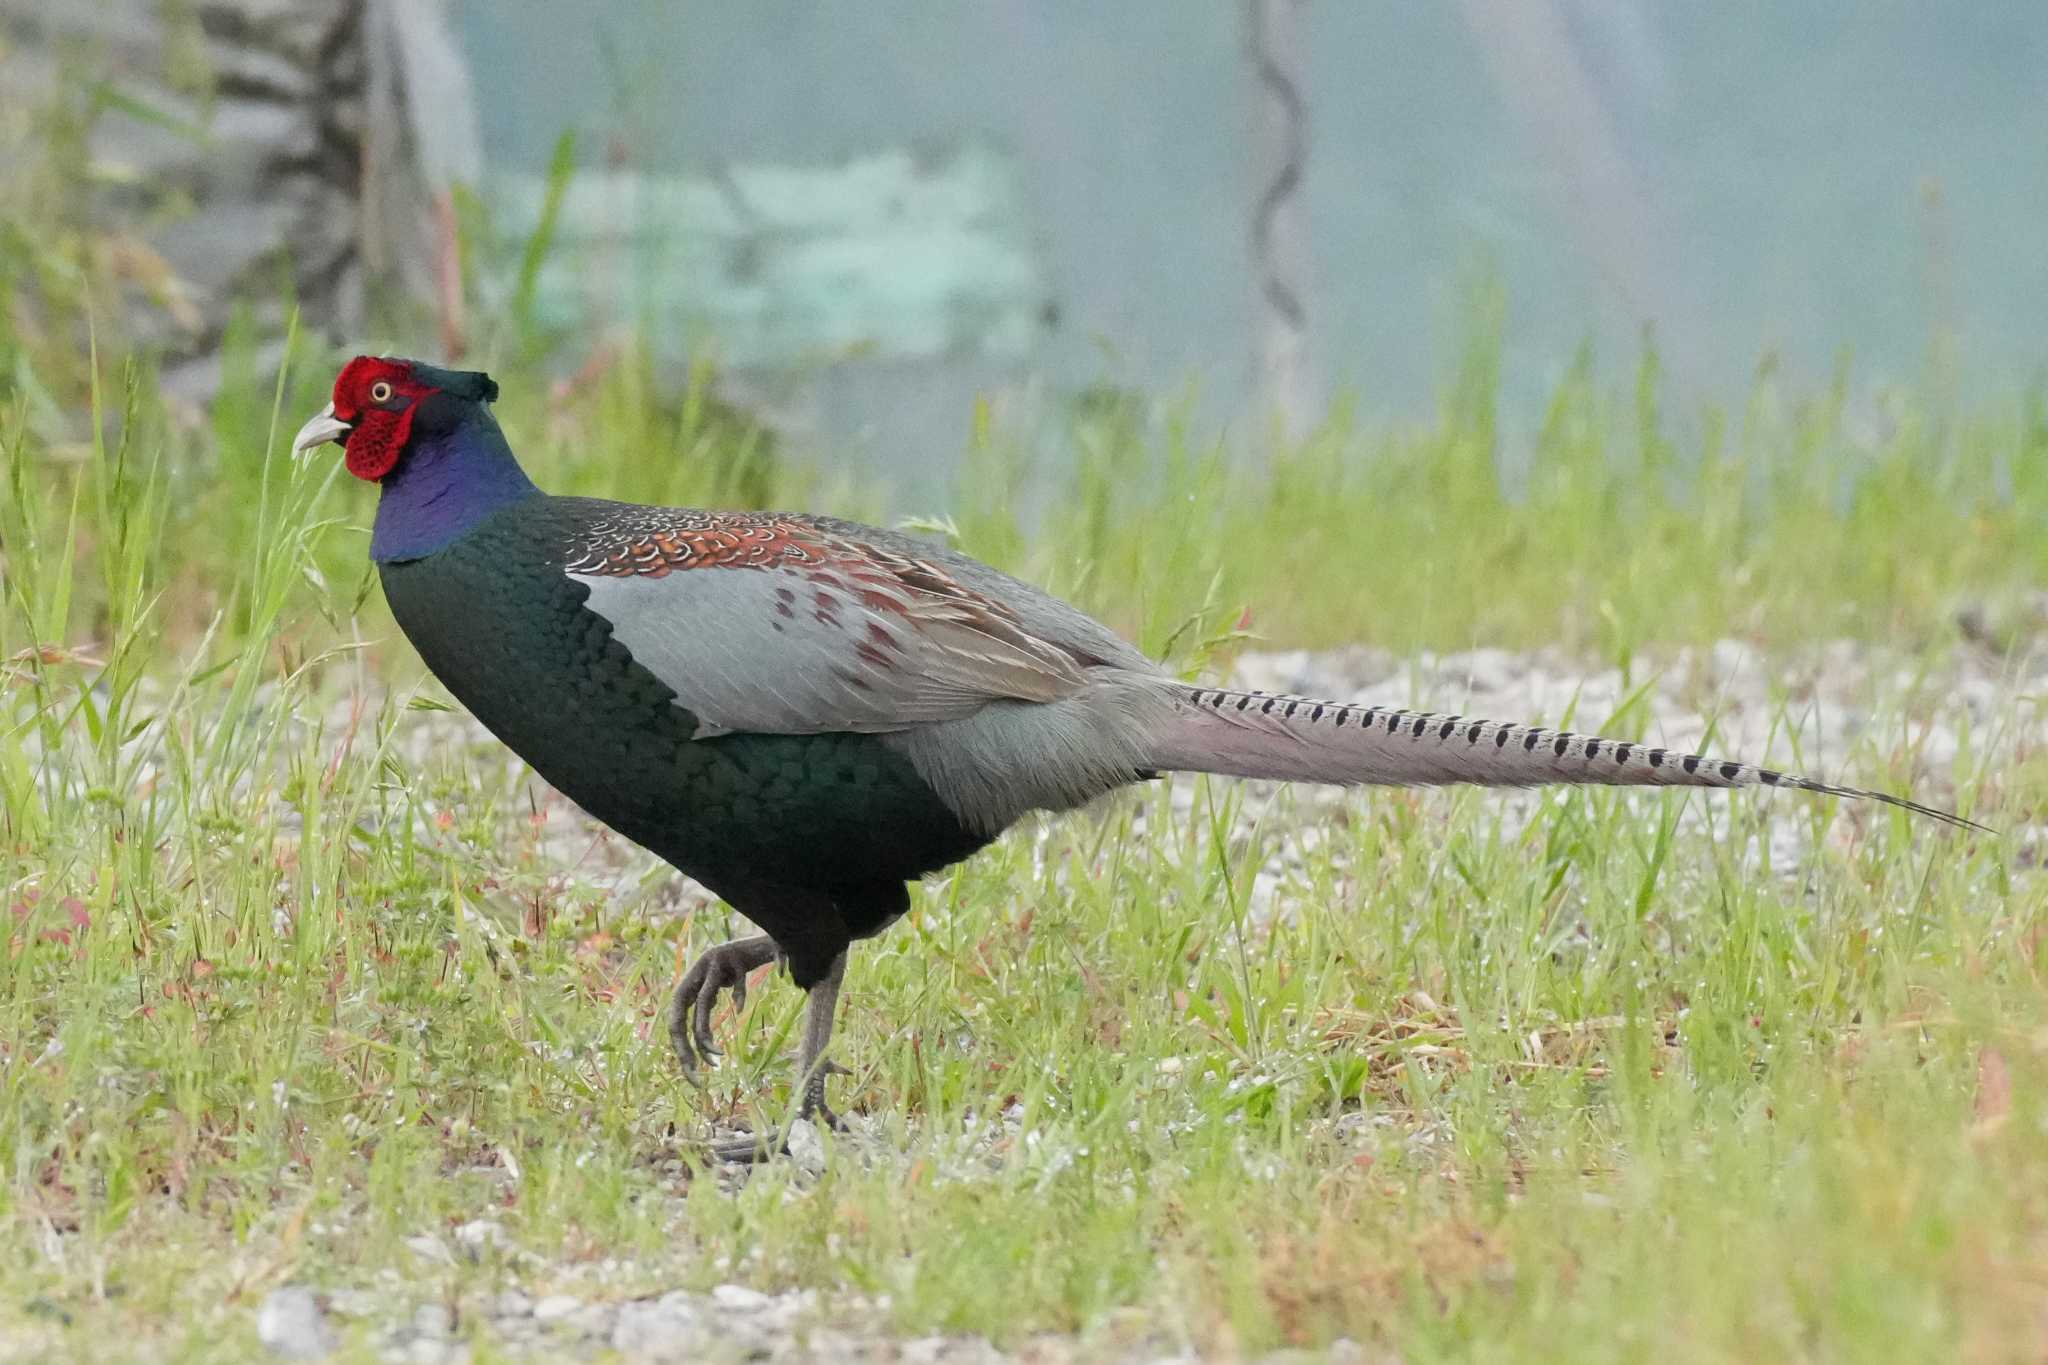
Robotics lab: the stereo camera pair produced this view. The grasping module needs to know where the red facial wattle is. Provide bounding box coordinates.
[343,406,416,481]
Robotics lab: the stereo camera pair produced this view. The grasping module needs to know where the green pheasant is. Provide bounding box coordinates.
[294,355,1980,1160]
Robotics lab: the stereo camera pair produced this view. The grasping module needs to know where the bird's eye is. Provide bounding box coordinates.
[370,381,394,403]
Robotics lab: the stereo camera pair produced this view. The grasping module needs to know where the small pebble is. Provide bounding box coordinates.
[453,1219,506,1257]
[411,1303,452,1339]
[403,1234,453,1266]
[400,1340,470,1365]
[611,1292,709,1357]
[785,1116,828,1174]
[255,1285,336,1360]
[711,1283,773,1313]
[532,1294,584,1322]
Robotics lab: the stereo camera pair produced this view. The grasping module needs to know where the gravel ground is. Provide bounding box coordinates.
[259,1273,1088,1364]
[259,1267,1379,1364]
[254,640,2035,1362]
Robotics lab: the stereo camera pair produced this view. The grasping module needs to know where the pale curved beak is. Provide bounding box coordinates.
[291,403,352,458]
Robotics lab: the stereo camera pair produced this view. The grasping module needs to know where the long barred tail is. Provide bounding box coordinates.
[1142,685,1987,832]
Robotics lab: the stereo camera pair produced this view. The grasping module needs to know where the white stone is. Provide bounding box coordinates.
[610,1294,708,1358]
[402,1234,453,1265]
[255,1285,336,1360]
[531,1294,584,1322]
[785,1116,829,1174]
[453,1218,506,1254]
[710,1283,774,1313]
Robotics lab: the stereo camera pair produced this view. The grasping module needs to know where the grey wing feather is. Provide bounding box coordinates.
[799,517,1159,674]
[573,564,1100,738]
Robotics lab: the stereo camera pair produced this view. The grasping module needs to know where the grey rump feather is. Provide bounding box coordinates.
[885,671,1178,832]
[572,523,1980,836]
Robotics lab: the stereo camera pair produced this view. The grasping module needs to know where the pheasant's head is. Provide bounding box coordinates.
[291,356,500,481]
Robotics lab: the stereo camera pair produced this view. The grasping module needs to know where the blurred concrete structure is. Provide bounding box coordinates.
[1246,0,1316,438]
[461,2,2048,453]
[494,144,1052,373]
[0,0,478,399]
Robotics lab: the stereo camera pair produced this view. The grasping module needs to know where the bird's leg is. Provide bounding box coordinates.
[794,949,849,1129]
[708,949,850,1164]
[668,934,778,1079]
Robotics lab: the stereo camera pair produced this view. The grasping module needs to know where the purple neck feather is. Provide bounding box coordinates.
[370,413,540,562]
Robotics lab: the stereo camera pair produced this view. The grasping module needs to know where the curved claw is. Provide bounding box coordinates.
[692,968,733,1062]
[668,935,778,1081]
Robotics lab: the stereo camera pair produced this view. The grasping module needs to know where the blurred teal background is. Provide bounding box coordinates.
[463,0,2048,434]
